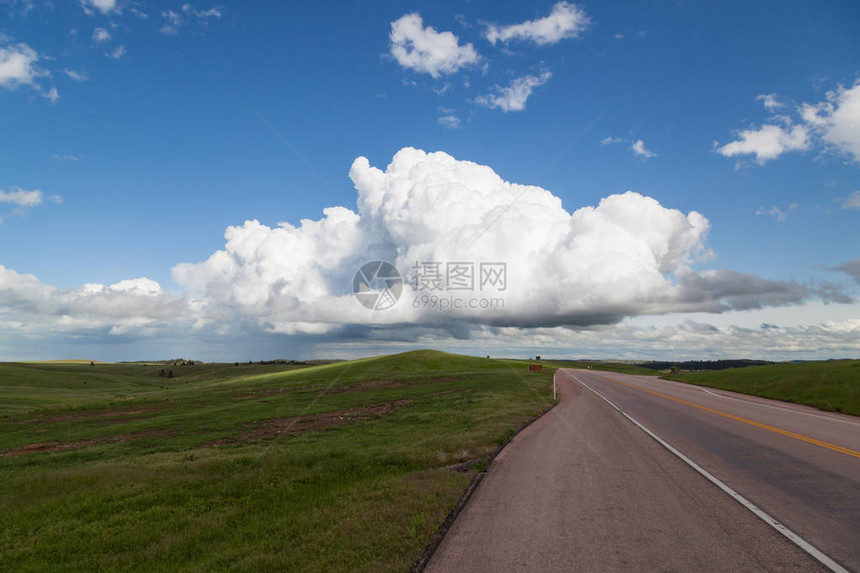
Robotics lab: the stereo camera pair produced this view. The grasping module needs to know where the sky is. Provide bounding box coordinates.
[1,0,859,362]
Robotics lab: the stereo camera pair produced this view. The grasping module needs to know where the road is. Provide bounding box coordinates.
[425,369,860,572]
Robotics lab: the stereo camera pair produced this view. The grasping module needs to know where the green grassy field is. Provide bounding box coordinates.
[663,360,860,416]
[0,350,554,572]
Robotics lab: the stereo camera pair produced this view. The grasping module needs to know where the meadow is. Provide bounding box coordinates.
[663,359,860,416]
[0,351,554,572]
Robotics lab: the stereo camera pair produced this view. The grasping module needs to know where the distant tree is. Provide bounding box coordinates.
[234,362,239,367]
[90,361,94,366]
[159,369,165,377]
[670,366,680,375]
[167,370,174,378]
[536,355,541,361]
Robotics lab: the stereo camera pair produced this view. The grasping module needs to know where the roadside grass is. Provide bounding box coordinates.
[0,350,553,571]
[662,360,860,416]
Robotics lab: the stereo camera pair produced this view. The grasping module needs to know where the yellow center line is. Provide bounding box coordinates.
[600,375,860,459]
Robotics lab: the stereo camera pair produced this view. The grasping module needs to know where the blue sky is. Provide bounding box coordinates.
[1,0,859,361]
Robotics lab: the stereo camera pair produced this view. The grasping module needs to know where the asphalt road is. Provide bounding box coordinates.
[426,369,859,572]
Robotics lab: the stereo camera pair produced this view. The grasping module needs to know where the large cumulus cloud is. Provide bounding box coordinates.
[169,147,834,336]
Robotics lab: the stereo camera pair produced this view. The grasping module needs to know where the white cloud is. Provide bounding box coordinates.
[756,93,783,110]
[168,147,835,338]
[183,4,221,19]
[841,190,860,210]
[63,69,88,81]
[0,187,43,206]
[0,39,56,102]
[81,0,118,15]
[0,266,185,331]
[45,86,58,104]
[53,154,81,161]
[602,136,656,159]
[0,187,61,221]
[474,71,551,112]
[756,203,797,222]
[437,115,461,129]
[802,80,860,162]
[485,2,590,46]
[389,13,479,78]
[107,44,126,59]
[631,139,656,158]
[719,77,860,165]
[162,4,221,35]
[1,148,850,355]
[92,27,111,43]
[716,123,809,165]
[160,10,182,35]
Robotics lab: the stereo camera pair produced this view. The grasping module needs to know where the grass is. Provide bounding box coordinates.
[0,350,554,572]
[662,359,860,416]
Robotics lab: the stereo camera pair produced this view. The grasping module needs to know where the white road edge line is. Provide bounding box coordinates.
[567,371,849,573]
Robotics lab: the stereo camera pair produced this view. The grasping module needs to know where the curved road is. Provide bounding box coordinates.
[426,369,859,572]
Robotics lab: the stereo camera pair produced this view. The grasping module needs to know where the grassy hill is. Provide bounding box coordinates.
[0,350,554,572]
[663,359,860,416]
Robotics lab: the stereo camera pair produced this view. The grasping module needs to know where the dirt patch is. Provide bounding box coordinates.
[444,458,484,473]
[230,377,460,401]
[198,438,232,448]
[332,379,408,393]
[26,406,165,424]
[1,429,173,457]
[236,399,411,441]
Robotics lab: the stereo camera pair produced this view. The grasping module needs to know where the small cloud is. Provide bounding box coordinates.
[756,203,798,222]
[160,10,182,35]
[485,2,591,46]
[0,39,55,101]
[80,0,118,15]
[631,139,656,158]
[44,86,58,104]
[756,93,783,111]
[161,5,222,35]
[716,124,809,165]
[841,190,860,210]
[0,187,43,207]
[600,136,624,146]
[107,44,126,59]
[718,76,860,166]
[53,154,81,161]
[474,71,552,112]
[63,69,89,81]
[389,13,480,78]
[48,195,63,205]
[92,27,111,43]
[613,32,624,39]
[183,5,222,19]
[437,115,461,129]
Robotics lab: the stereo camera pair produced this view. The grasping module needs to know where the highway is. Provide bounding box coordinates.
[425,369,859,572]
